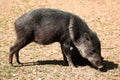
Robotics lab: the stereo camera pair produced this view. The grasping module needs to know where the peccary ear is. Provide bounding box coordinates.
[83,33,90,41]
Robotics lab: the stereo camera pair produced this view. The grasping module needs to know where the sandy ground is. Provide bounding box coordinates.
[0,0,120,80]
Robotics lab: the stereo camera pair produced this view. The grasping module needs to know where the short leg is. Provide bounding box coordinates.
[60,43,67,63]
[15,51,21,64]
[9,37,31,66]
[61,41,75,67]
[9,48,14,66]
[63,53,68,64]
[60,44,68,66]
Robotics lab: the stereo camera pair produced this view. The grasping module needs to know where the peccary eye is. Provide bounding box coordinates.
[89,50,96,55]
[92,50,96,53]
[90,52,94,55]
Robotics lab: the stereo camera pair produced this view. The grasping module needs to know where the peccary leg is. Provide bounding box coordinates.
[60,41,75,67]
[9,37,32,66]
[60,43,68,65]
[15,51,20,64]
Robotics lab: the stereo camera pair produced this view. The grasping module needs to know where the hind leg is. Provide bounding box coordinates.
[9,37,32,66]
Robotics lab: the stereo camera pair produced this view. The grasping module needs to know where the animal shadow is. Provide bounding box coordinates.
[100,60,119,72]
[16,48,118,72]
[15,60,66,67]
[18,48,89,67]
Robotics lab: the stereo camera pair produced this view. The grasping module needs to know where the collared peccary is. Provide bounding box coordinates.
[9,8,103,69]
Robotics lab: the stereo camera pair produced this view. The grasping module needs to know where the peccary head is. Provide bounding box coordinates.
[74,32,103,69]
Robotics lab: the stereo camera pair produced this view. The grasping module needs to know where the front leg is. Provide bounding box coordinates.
[61,41,75,67]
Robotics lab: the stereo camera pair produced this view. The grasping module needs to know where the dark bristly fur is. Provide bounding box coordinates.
[10,8,103,68]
